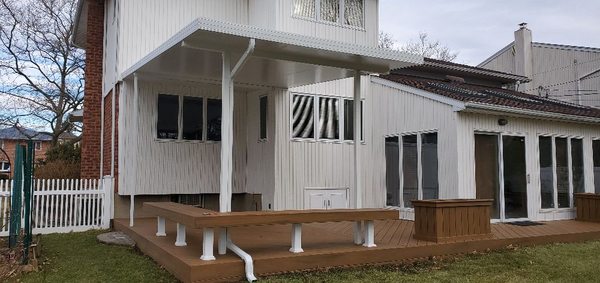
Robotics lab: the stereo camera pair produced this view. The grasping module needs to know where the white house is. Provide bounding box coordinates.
[479,23,600,108]
[73,0,600,223]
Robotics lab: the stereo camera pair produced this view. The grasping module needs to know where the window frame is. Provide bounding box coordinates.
[537,134,585,211]
[291,0,366,30]
[290,92,364,144]
[0,161,10,172]
[385,129,440,209]
[259,95,269,142]
[34,141,42,151]
[593,138,600,194]
[155,94,221,143]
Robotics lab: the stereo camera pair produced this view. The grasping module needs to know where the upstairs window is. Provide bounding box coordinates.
[293,0,364,28]
[292,94,363,142]
[0,161,9,172]
[157,94,221,142]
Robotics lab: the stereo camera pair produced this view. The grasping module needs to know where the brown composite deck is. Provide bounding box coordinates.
[115,218,600,282]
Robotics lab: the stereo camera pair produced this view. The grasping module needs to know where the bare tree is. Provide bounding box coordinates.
[379,31,459,62]
[0,0,83,145]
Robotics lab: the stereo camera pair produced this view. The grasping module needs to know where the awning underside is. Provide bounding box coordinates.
[122,18,422,88]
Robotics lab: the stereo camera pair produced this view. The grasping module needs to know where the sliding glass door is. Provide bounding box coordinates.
[475,133,528,220]
[594,140,600,194]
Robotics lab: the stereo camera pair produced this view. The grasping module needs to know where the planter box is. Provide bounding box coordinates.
[413,199,493,243]
[575,193,600,222]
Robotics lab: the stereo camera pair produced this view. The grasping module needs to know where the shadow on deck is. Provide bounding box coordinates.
[115,218,600,282]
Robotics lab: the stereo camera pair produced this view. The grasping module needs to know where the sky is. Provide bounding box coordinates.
[379,0,600,65]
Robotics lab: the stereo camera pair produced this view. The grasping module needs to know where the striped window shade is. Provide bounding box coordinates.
[293,0,316,18]
[292,95,315,138]
[318,97,339,139]
[344,0,364,27]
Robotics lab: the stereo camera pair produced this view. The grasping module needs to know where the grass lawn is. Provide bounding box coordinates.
[11,230,600,282]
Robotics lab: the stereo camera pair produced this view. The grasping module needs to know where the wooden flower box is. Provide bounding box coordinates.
[575,193,600,222]
[412,199,493,243]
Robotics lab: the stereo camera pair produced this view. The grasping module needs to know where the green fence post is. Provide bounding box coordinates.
[22,140,34,264]
[8,145,24,248]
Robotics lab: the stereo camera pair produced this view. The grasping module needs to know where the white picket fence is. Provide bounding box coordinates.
[0,178,112,236]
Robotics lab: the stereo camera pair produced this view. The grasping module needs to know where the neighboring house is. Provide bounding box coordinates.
[479,23,600,108]
[72,0,600,224]
[0,126,53,176]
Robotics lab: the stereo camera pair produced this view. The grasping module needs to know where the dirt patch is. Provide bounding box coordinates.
[0,236,40,281]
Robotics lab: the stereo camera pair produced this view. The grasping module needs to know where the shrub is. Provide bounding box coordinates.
[44,142,80,163]
[35,159,80,179]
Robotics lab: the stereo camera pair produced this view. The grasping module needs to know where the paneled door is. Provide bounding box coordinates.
[475,133,528,221]
[304,189,349,209]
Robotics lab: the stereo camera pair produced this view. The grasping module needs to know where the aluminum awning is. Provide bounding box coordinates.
[121,18,423,88]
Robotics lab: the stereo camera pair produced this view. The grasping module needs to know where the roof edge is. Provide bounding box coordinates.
[423,58,530,83]
[464,102,600,124]
[478,42,514,67]
[532,42,600,53]
[72,0,86,48]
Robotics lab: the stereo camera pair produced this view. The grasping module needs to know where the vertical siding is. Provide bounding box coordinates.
[103,0,118,95]
[273,77,459,211]
[118,80,248,195]
[456,112,600,221]
[118,0,249,73]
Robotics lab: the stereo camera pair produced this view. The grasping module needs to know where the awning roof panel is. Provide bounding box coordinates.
[122,18,422,88]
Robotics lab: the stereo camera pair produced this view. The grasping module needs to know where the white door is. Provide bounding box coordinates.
[304,188,349,210]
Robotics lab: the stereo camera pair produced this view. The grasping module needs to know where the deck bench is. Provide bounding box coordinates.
[144,202,398,261]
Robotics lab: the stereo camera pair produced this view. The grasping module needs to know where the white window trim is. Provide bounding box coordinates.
[34,141,42,151]
[385,129,439,210]
[537,134,585,211]
[155,94,221,143]
[291,0,366,30]
[290,92,365,144]
[0,161,10,172]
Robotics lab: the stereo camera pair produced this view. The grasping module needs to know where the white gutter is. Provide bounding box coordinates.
[463,102,600,124]
[231,39,256,79]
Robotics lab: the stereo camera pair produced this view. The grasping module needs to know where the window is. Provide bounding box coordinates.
[318,97,339,140]
[385,131,439,208]
[292,0,364,28]
[594,140,600,194]
[291,94,363,142]
[206,99,222,141]
[343,99,363,141]
[34,141,42,151]
[182,97,203,140]
[156,94,221,142]
[259,96,268,140]
[0,139,4,149]
[157,94,179,140]
[538,136,585,209]
[0,162,9,172]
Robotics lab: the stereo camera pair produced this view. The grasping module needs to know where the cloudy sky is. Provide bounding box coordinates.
[379,0,600,65]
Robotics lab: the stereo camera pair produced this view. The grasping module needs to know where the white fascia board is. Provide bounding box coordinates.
[370,76,466,111]
[477,42,514,67]
[464,102,600,124]
[121,17,423,80]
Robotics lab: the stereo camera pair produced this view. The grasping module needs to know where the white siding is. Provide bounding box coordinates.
[272,77,459,211]
[118,79,248,195]
[103,0,118,96]
[456,112,600,221]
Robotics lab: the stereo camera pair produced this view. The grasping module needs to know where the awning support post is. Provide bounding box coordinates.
[352,71,363,244]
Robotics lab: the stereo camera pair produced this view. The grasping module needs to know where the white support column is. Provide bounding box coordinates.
[218,228,228,255]
[353,71,362,209]
[130,73,140,227]
[129,195,134,227]
[219,51,233,214]
[353,221,363,245]
[175,223,187,247]
[289,223,304,253]
[363,220,376,248]
[201,228,216,261]
[156,216,166,237]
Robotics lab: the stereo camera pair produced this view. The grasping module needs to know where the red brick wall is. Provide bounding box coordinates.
[80,0,105,179]
[102,86,119,193]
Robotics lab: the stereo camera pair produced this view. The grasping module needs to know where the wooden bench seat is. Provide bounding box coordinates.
[144,202,398,261]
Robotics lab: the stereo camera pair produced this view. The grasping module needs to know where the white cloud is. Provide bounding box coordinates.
[380,0,600,64]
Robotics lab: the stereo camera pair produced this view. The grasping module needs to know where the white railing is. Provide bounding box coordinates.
[0,178,112,236]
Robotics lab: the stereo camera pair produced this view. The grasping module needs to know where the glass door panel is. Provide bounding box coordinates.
[502,136,528,219]
[385,136,400,206]
[555,137,570,208]
[475,134,501,219]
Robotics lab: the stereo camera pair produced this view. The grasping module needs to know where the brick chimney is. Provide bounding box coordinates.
[80,0,105,179]
[514,23,533,83]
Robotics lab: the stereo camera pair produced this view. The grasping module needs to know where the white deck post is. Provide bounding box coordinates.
[353,71,363,245]
[363,220,376,248]
[289,223,304,253]
[219,51,234,255]
[201,228,216,261]
[156,216,166,237]
[218,228,228,255]
[175,223,187,247]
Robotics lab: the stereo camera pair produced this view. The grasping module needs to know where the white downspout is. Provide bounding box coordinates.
[218,39,257,282]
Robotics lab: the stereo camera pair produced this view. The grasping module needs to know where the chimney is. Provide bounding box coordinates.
[514,23,533,80]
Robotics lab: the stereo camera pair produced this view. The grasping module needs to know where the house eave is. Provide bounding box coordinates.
[463,102,600,125]
[71,0,87,49]
[478,42,514,67]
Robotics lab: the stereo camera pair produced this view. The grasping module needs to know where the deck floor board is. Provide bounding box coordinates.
[115,218,600,282]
